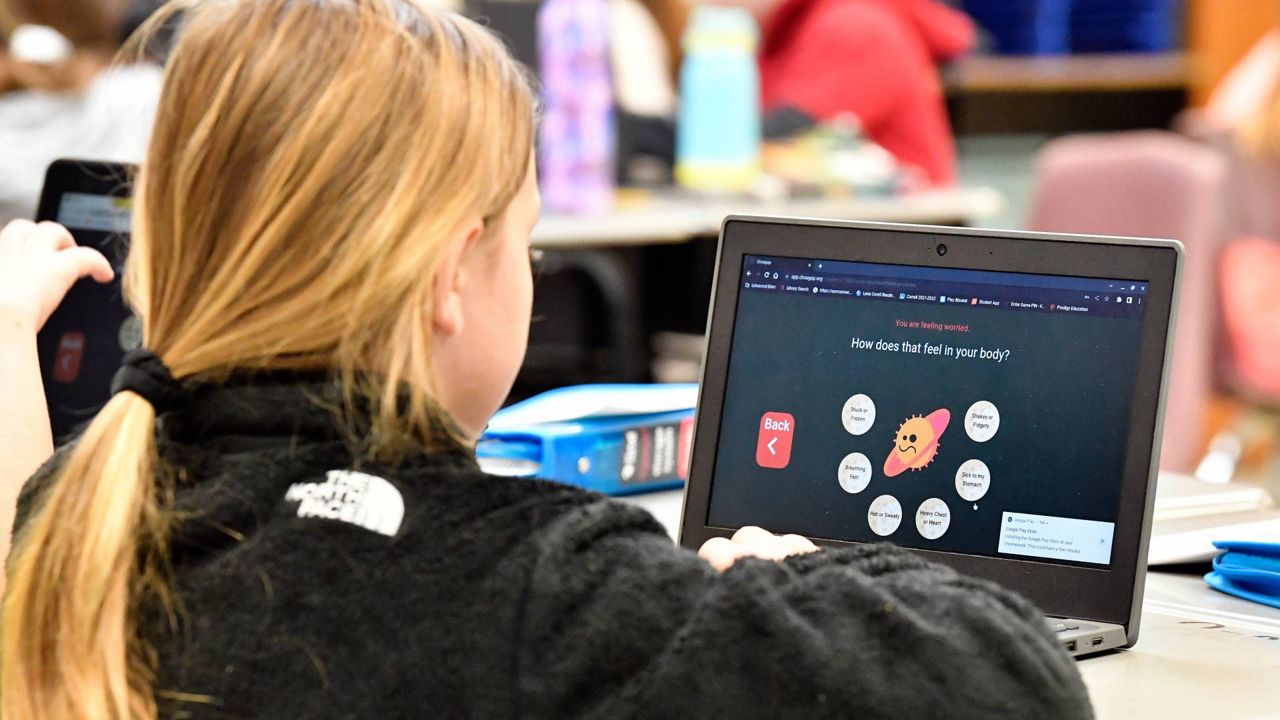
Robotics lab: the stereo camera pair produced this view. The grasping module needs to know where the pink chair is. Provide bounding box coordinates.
[1220,237,1280,399]
[1028,131,1227,472]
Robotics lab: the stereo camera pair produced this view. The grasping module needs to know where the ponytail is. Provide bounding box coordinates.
[2,392,170,720]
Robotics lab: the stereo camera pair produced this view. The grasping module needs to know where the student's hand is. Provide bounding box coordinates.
[698,526,819,572]
[0,220,114,333]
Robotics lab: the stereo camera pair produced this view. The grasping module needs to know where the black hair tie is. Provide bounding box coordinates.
[110,349,191,414]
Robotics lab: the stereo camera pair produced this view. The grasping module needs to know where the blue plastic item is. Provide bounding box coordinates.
[1204,541,1280,610]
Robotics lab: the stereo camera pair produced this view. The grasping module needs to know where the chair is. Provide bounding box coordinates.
[512,249,648,401]
[1028,130,1227,472]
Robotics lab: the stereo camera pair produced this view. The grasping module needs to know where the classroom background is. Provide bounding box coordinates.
[484,0,1280,492]
[6,0,1280,485]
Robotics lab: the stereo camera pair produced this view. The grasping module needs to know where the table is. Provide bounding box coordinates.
[532,187,1005,249]
[942,53,1189,135]
[619,489,1280,719]
[1084,572,1280,719]
[943,52,1189,95]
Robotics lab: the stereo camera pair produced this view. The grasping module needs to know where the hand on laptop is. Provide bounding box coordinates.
[0,220,114,333]
[698,526,819,572]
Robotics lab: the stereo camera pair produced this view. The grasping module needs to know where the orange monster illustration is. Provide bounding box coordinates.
[883,408,951,477]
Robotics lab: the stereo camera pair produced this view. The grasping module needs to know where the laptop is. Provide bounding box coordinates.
[678,217,1182,658]
[35,159,138,443]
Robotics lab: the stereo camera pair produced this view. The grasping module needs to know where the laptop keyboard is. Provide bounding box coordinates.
[1048,620,1080,633]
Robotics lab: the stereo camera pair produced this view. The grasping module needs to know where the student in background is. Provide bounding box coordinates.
[1205,28,1280,137]
[0,2,1088,718]
[0,0,160,223]
[749,0,974,187]
[1202,28,1280,403]
[1196,27,1280,241]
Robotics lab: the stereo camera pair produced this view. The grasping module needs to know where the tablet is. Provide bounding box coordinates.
[34,159,138,443]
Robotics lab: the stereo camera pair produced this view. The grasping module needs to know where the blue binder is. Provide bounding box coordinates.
[477,385,697,496]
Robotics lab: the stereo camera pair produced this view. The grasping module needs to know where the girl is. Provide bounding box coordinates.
[0,1,1091,719]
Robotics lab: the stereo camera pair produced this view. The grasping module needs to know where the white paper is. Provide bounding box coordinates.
[1148,517,1280,566]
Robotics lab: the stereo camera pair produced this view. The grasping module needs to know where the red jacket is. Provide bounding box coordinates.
[760,0,974,186]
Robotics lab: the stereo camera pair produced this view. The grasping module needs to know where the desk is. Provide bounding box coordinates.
[943,53,1189,135]
[532,187,1005,249]
[619,489,1280,720]
[943,53,1189,95]
[1084,573,1280,719]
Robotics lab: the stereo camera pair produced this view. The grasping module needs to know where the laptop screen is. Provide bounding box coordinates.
[706,253,1150,569]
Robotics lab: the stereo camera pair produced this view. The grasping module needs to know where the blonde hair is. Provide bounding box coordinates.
[1,1,535,717]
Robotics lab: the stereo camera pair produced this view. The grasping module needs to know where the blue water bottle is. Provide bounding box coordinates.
[675,6,761,193]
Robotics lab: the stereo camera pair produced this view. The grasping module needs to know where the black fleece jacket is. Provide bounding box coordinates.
[14,378,1093,719]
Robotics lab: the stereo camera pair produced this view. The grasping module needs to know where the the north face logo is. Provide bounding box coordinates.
[284,470,405,537]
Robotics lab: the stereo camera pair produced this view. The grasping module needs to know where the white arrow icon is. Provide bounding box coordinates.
[767,437,778,455]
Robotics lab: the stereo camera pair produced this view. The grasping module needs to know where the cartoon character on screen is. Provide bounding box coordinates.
[883,408,950,477]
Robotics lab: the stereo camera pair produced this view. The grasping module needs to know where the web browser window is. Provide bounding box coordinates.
[707,253,1150,568]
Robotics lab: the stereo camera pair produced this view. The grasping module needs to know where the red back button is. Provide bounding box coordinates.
[756,412,794,469]
[53,332,86,384]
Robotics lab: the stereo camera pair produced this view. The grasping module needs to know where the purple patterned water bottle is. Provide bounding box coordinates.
[538,0,615,214]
